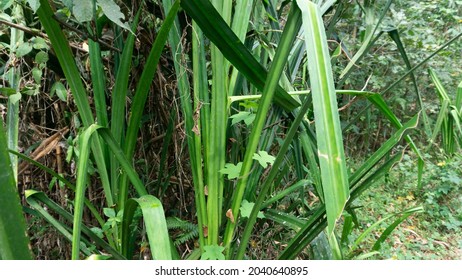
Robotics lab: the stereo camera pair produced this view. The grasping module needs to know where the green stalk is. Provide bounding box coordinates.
[72,125,100,259]
[111,11,140,208]
[207,0,228,245]
[73,125,150,259]
[88,0,108,129]
[223,1,302,257]
[192,20,208,248]
[236,97,311,259]
[163,0,208,248]
[6,3,24,182]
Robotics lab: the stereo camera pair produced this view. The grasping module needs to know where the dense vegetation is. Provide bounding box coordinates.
[0,0,461,260]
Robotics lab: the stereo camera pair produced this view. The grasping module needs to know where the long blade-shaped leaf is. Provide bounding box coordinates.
[371,207,424,251]
[9,149,105,228]
[119,0,180,211]
[180,0,300,111]
[387,29,429,133]
[72,124,100,259]
[280,114,419,259]
[36,0,113,207]
[0,121,32,260]
[222,1,302,257]
[350,206,423,253]
[236,97,311,259]
[72,125,150,259]
[36,0,93,126]
[111,10,141,208]
[122,195,172,260]
[456,81,462,111]
[297,0,349,259]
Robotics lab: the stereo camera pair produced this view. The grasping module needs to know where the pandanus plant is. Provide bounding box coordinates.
[2,0,460,259]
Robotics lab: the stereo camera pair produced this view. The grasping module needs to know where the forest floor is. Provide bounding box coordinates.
[350,152,462,260]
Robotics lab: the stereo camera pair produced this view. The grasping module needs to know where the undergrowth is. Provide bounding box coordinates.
[349,151,462,260]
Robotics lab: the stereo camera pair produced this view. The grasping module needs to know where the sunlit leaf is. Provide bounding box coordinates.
[201,245,225,260]
[240,200,265,219]
[252,151,275,168]
[297,0,349,259]
[219,162,243,180]
[230,111,256,126]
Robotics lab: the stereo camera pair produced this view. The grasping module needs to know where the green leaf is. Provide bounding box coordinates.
[9,92,21,104]
[240,200,265,219]
[252,151,275,168]
[0,0,14,10]
[230,111,256,126]
[0,120,32,260]
[201,245,225,260]
[219,162,243,180]
[35,50,49,65]
[73,0,93,23]
[51,81,68,102]
[15,42,32,57]
[180,0,300,111]
[26,0,40,12]
[32,67,42,83]
[32,37,48,50]
[122,195,172,260]
[90,227,104,239]
[97,0,129,31]
[297,0,349,259]
[0,87,16,96]
[103,208,116,218]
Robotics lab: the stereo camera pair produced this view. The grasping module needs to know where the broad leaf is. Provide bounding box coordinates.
[240,200,265,219]
[26,0,40,12]
[230,111,256,126]
[219,162,243,180]
[201,245,225,260]
[252,151,275,168]
[97,0,130,31]
[73,0,93,23]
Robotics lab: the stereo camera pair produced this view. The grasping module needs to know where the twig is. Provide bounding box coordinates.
[0,18,120,53]
[0,19,48,39]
